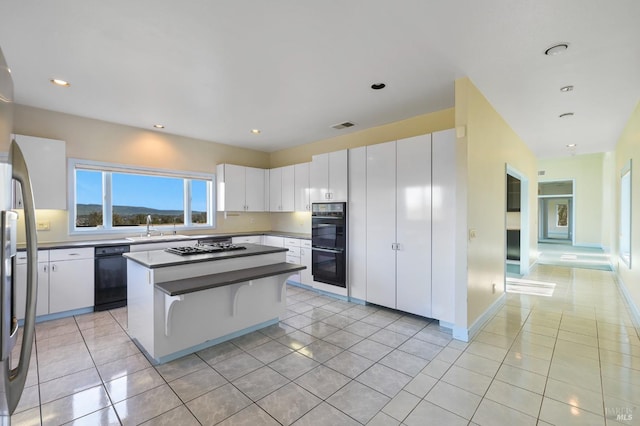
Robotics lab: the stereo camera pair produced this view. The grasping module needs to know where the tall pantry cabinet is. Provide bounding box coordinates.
[365,134,432,317]
[348,128,457,323]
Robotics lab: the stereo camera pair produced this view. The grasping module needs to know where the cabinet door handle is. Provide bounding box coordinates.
[43,265,47,273]
[51,264,57,272]
[68,253,81,256]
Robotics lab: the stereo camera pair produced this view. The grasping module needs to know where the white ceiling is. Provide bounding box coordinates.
[1,1,639,158]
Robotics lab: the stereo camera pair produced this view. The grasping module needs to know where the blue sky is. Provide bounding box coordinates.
[76,170,207,211]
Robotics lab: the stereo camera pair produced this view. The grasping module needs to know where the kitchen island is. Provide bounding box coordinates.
[124,243,305,363]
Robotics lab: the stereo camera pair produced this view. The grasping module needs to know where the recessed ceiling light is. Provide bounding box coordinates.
[153,124,165,129]
[560,85,574,92]
[50,78,70,87]
[544,43,569,56]
[251,129,261,134]
[566,143,577,148]
[559,112,574,118]
[371,83,386,90]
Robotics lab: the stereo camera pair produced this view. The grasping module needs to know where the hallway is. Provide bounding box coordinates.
[494,264,639,424]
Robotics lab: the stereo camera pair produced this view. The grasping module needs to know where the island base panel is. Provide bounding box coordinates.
[128,264,289,363]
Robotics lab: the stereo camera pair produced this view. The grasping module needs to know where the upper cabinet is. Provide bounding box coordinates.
[217,164,267,212]
[310,150,348,202]
[269,165,294,212]
[14,135,66,209]
[294,162,310,212]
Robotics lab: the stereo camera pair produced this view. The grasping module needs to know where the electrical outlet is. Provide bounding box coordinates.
[36,221,50,231]
[469,229,477,241]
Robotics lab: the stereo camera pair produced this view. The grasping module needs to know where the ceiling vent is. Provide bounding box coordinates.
[538,170,546,176]
[332,121,356,130]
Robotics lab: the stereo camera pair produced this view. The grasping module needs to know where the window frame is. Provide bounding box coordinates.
[620,160,632,268]
[68,159,216,235]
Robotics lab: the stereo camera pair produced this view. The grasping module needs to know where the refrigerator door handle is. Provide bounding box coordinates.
[7,141,38,412]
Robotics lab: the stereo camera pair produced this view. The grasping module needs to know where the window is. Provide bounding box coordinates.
[69,159,215,233]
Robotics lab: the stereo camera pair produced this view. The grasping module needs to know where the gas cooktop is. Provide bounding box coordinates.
[165,243,246,256]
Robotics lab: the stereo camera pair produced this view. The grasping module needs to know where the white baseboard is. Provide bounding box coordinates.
[615,273,640,329]
[450,293,506,342]
[573,243,604,249]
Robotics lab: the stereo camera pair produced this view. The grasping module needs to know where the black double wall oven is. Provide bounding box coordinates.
[311,202,347,288]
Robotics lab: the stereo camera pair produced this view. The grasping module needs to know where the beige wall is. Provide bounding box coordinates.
[538,153,609,248]
[615,100,640,317]
[11,105,270,171]
[10,105,273,242]
[269,108,454,167]
[456,77,538,329]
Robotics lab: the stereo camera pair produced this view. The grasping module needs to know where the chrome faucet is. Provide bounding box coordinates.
[146,215,152,237]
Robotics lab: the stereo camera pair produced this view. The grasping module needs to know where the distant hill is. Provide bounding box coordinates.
[76,204,203,216]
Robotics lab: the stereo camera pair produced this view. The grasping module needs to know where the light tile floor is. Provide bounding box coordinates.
[10,263,640,425]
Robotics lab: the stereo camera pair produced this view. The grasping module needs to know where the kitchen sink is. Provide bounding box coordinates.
[125,234,189,242]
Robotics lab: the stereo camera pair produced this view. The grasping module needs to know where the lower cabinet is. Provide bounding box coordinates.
[265,237,312,286]
[262,235,284,247]
[231,235,262,244]
[15,250,50,320]
[49,248,95,314]
[15,247,95,319]
[299,240,312,286]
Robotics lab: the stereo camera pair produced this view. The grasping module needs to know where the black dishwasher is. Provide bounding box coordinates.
[94,245,130,311]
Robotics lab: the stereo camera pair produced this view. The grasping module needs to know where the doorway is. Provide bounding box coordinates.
[538,180,574,244]
[505,165,530,277]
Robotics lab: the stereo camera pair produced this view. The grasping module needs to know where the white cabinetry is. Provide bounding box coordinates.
[366,135,432,317]
[15,250,50,320]
[48,248,95,314]
[299,240,312,286]
[284,238,301,282]
[14,135,66,209]
[294,162,311,212]
[310,150,348,202]
[279,238,312,285]
[262,235,284,247]
[431,129,457,323]
[217,164,267,212]
[269,166,294,212]
[231,235,262,244]
[348,146,367,301]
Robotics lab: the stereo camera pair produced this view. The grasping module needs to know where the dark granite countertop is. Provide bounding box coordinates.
[155,262,306,296]
[20,231,311,251]
[123,243,288,269]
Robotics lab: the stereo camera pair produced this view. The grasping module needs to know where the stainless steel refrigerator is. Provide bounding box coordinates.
[0,47,39,423]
